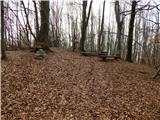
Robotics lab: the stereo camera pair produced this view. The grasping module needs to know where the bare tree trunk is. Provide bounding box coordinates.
[80,0,92,52]
[80,1,87,52]
[90,12,95,52]
[141,12,150,65]
[72,18,79,51]
[97,0,105,53]
[1,1,7,60]
[134,12,141,63]
[67,14,71,48]
[21,1,36,41]
[25,24,30,46]
[97,7,101,53]
[107,4,112,55]
[33,0,39,40]
[16,2,19,47]
[152,12,159,65]
[126,1,137,62]
[115,0,123,58]
[39,1,50,50]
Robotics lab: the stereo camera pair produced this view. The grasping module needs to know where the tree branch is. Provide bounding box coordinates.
[21,1,36,40]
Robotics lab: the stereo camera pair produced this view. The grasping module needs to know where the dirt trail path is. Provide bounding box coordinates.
[1,48,160,120]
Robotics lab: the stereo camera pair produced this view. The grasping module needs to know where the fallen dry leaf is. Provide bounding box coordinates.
[1,48,160,120]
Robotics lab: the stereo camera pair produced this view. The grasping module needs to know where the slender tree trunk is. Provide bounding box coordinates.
[90,12,94,52]
[134,12,141,63]
[107,27,111,54]
[152,12,159,65]
[126,1,137,62]
[80,0,92,52]
[1,1,7,60]
[97,8,101,53]
[21,1,36,41]
[80,1,87,52]
[16,2,19,47]
[33,0,39,40]
[115,0,123,57]
[97,0,105,53]
[141,12,150,65]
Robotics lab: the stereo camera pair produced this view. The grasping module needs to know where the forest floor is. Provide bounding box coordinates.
[1,48,160,120]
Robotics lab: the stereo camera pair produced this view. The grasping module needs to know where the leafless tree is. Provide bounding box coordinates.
[114,0,124,58]
[80,0,93,52]
[97,0,105,53]
[126,1,137,62]
[1,1,7,59]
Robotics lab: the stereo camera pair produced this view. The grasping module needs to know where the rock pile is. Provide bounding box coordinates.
[34,49,47,60]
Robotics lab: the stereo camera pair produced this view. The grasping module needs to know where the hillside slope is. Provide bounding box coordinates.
[1,48,160,120]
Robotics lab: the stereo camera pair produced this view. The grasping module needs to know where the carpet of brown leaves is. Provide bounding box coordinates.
[1,48,160,120]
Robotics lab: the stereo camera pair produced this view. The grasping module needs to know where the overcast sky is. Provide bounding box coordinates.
[4,0,160,42]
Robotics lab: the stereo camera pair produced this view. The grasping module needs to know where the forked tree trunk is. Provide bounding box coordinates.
[80,0,92,52]
[21,1,36,41]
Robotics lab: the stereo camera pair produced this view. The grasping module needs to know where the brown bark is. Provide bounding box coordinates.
[21,1,36,41]
[80,0,93,52]
[115,0,123,58]
[38,1,50,50]
[33,0,39,40]
[1,1,7,60]
[126,1,137,62]
[97,0,105,53]
[80,1,87,52]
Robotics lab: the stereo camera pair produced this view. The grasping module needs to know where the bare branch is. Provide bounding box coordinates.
[21,1,36,40]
